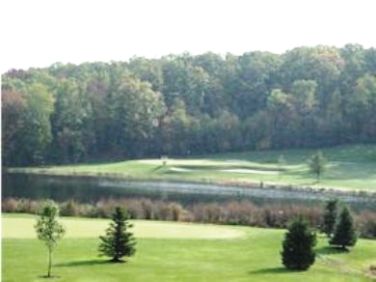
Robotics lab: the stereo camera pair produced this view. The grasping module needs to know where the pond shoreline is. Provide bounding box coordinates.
[5,169,376,204]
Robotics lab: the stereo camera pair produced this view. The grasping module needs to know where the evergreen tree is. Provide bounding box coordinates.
[321,199,338,237]
[308,151,327,182]
[330,206,357,250]
[281,217,317,270]
[34,201,65,278]
[99,207,136,262]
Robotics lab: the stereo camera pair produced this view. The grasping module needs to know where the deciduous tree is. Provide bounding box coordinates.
[308,151,327,182]
[35,201,65,278]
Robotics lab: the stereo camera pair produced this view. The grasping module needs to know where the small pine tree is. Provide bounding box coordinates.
[308,151,327,182]
[281,217,317,271]
[99,207,136,262]
[35,201,65,278]
[321,199,338,237]
[330,206,357,250]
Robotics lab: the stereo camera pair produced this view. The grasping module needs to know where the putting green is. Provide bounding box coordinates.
[2,214,245,239]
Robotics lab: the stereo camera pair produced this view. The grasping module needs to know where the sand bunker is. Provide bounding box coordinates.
[169,167,191,172]
[139,159,207,165]
[221,169,278,175]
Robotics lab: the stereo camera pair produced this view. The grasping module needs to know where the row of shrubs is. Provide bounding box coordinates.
[2,197,376,238]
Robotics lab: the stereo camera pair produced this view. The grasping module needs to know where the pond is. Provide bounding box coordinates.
[2,172,376,211]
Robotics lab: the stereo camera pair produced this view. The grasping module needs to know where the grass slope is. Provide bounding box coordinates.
[9,144,376,191]
[2,214,376,282]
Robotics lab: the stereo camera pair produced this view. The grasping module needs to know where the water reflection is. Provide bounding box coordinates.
[2,173,375,211]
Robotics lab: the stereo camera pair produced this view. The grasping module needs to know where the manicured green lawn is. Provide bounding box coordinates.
[2,214,244,240]
[2,214,376,281]
[8,144,376,191]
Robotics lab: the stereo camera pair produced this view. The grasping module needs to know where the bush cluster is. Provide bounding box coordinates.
[2,197,375,239]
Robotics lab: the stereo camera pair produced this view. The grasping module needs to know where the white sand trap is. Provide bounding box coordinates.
[138,159,219,165]
[139,159,167,164]
[221,169,278,175]
[169,167,191,172]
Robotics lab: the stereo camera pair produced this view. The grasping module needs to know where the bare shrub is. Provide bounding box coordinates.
[2,197,375,239]
[2,198,19,212]
[356,211,376,238]
[60,200,79,216]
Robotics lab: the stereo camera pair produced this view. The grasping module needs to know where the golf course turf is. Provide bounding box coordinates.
[2,214,376,282]
[8,144,376,192]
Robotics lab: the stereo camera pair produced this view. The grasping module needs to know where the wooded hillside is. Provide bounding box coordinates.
[2,44,376,165]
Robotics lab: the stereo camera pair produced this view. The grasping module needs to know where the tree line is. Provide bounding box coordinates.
[2,44,376,166]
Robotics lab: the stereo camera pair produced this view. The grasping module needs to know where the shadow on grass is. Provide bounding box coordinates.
[151,165,164,172]
[55,259,111,267]
[38,275,60,279]
[248,267,295,275]
[316,246,349,255]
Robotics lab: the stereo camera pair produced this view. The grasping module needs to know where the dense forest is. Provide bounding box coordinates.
[2,44,376,166]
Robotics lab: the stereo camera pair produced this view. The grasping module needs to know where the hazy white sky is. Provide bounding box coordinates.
[1,0,375,73]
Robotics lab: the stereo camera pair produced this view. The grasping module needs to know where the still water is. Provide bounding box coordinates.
[3,173,376,211]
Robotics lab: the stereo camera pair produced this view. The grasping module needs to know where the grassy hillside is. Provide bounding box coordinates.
[2,214,376,282]
[9,144,376,191]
